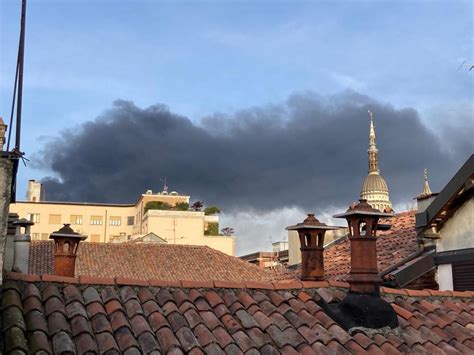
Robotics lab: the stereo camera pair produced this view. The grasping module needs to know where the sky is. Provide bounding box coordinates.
[1,0,473,255]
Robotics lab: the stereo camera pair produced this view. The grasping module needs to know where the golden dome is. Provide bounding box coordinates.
[361,173,389,194]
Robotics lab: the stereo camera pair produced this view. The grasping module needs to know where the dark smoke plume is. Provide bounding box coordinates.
[36,91,473,211]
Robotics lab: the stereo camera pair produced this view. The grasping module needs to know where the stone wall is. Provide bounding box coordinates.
[0,157,14,284]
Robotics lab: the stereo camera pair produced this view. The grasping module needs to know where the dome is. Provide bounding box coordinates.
[361,173,389,194]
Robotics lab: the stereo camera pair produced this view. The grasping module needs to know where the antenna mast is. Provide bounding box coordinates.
[5,0,28,202]
[161,177,168,193]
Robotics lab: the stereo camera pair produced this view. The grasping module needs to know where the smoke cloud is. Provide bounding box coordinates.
[36,91,473,214]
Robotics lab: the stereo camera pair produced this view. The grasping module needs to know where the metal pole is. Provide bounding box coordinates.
[7,49,19,151]
[15,0,27,152]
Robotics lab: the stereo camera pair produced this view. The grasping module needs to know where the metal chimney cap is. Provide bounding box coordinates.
[50,224,87,240]
[13,218,34,226]
[333,199,394,219]
[286,213,339,230]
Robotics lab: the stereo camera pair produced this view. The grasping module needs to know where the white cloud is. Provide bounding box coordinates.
[220,205,346,256]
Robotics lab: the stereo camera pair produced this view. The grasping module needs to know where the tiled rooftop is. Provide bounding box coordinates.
[3,272,473,354]
[29,242,273,282]
[278,211,419,281]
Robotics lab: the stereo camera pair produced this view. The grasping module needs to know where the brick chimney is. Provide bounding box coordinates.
[12,218,34,273]
[286,214,337,281]
[334,199,392,295]
[329,199,398,330]
[49,224,86,277]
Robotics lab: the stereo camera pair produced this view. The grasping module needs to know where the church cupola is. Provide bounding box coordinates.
[360,110,393,212]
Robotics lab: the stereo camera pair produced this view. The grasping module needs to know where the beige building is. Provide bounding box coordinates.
[10,181,235,255]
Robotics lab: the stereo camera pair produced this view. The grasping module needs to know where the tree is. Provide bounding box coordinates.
[221,227,234,236]
[145,201,172,212]
[174,202,189,211]
[191,201,203,211]
[205,222,219,235]
[204,206,221,215]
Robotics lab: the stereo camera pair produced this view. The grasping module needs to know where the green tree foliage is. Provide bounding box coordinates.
[205,222,219,235]
[191,201,204,211]
[145,201,172,212]
[175,202,189,211]
[204,206,221,215]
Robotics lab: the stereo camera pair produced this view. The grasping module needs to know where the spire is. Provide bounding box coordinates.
[420,168,433,197]
[367,110,379,174]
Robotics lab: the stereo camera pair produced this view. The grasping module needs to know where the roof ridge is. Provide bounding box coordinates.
[31,240,223,250]
[5,271,473,298]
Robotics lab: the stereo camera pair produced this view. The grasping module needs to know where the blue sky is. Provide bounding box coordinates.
[1,0,473,199]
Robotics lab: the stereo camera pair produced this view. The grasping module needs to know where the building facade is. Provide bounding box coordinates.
[359,110,393,212]
[240,241,289,269]
[9,181,235,255]
[416,155,474,291]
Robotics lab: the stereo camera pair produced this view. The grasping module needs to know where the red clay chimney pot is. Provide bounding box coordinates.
[286,214,338,281]
[49,224,86,277]
[334,200,393,295]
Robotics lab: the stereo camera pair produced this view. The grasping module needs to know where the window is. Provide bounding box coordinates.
[27,213,40,223]
[70,215,83,225]
[90,234,101,242]
[48,214,61,224]
[109,216,121,226]
[453,261,474,291]
[127,216,134,226]
[90,216,103,225]
[32,233,40,240]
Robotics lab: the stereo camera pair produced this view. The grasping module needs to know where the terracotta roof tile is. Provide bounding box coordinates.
[379,342,401,355]
[193,323,216,347]
[27,330,52,354]
[3,276,474,354]
[29,241,274,282]
[212,326,234,348]
[148,311,169,332]
[69,314,92,337]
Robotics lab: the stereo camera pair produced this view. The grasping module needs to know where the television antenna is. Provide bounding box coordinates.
[160,177,168,193]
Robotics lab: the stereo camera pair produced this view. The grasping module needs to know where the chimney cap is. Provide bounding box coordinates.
[50,224,87,240]
[13,218,34,227]
[286,213,338,231]
[333,199,393,219]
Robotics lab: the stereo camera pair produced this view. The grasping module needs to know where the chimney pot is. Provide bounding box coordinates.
[286,214,338,281]
[49,224,86,277]
[12,218,34,273]
[334,199,393,295]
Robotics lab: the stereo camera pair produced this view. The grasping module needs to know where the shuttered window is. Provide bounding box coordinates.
[109,216,121,226]
[90,216,103,225]
[49,214,61,224]
[70,215,83,225]
[453,261,474,291]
